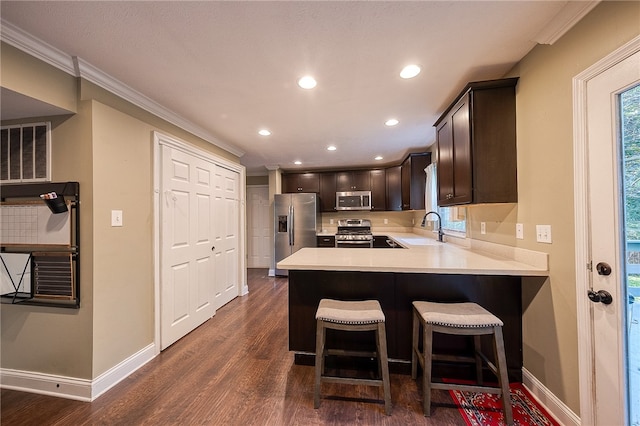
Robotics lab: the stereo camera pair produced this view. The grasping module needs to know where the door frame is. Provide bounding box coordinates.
[573,34,640,425]
[246,185,270,268]
[153,131,247,355]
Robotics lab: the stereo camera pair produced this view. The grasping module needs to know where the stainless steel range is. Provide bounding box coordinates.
[335,219,373,248]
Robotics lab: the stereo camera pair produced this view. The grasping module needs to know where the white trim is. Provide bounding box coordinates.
[0,20,245,159]
[91,343,156,400]
[0,343,156,402]
[0,19,75,75]
[532,1,600,45]
[522,368,580,426]
[573,34,640,426]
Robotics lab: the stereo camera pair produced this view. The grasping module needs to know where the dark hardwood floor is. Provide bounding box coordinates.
[1,269,466,425]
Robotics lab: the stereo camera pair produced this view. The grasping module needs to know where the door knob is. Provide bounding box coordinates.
[588,289,613,305]
[596,262,612,276]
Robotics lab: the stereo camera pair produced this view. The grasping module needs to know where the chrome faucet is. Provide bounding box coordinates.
[421,211,444,242]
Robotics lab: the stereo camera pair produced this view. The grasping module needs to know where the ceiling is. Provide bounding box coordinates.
[0,1,596,175]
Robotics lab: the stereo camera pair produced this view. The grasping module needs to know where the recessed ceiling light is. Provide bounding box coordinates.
[294,160,302,165]
[375,156,383,161]
[400,64,421,79]
[258,129,271,136]
[298,76,317,89]
[327,145,337,151]
[385,119,399,127]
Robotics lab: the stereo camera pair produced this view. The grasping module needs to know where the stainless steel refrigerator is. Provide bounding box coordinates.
[274,193,321,276]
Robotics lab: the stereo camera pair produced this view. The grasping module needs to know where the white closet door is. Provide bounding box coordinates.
[160,145,216,350]
[247,186,270,268]
[213,165,240,310]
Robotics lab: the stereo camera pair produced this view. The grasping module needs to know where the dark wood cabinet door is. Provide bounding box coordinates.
[401,157,411,210]
[352,171,371,191]
[335,172,352,192]
[319,172,336,212]
[436,120,454,204]
[386,166,402,211]
[282,173,320,193]
[401,153,431,210]
[336,171,371,191]
[282,174,298,193]
[297,172,320,193]
[370,169,386,211]
[450,96,472,204]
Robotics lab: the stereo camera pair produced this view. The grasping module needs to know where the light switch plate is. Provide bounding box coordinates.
[480,222,486,235]
[536,224,552,243]
[111,210,123,227]
[516,223,524,239]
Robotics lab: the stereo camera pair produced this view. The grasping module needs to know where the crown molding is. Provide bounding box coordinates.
[533,1,600,45]
[1,19,75,75]
[74,57,244,157]
[1,20,244,158]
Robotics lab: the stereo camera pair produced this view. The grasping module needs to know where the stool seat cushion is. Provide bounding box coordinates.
[412,301,503,328]
[316,299,385,324]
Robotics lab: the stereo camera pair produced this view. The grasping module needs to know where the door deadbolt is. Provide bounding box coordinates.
[595,262,612,276]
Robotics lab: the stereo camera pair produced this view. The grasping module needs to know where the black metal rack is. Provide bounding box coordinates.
[0,181,80,308]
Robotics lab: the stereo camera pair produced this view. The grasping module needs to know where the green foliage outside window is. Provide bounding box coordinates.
[623,85,640,241]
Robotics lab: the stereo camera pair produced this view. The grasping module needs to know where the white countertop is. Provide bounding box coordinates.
[278,232,548,276]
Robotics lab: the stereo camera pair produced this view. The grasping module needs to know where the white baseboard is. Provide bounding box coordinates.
[91,343,156,400]
[1,343,156,401]
[522,367,581,426]
[268,268,275,277]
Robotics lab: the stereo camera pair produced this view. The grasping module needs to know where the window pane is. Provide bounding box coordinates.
[438,206,467,233]
[22,126,34,179]
[34,125,48,179]
[0,129,8,181]
[9,128,21,180]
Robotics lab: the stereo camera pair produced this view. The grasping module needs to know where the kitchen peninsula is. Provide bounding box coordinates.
[277,233,548,381]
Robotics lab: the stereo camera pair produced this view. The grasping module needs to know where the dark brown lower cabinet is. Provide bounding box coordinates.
[288,270,522,381]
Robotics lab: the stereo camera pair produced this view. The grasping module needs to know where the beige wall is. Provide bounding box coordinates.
[1,78,95,378]
[1,43,77,114]
[467,1,640,414]
[90,101,155,376]
[1,43,241,380]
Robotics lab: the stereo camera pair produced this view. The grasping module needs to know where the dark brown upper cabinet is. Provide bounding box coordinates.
[282,172,320,193]
[385,165,402,211]
[370,169,386,211]
[401,152,431,210]
[434,78,518,207]
[335,171,371,192]
[319,172,337,212]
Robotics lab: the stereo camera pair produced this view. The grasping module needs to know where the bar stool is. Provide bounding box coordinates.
[314,298,392,415]
[411,301,513,425]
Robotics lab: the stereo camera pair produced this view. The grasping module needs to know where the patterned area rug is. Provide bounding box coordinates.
[449,382,560,426]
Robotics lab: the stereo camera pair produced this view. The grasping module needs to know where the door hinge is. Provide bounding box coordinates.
[587,260,593,271]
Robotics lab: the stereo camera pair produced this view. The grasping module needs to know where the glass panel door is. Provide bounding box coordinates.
[622,83,640,425]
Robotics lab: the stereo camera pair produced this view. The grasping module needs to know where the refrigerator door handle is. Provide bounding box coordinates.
[289,204,294,246]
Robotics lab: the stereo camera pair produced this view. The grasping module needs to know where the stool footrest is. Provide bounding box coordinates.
[321,376,385,387]
[326,349,377,358]
[431,382,504,396]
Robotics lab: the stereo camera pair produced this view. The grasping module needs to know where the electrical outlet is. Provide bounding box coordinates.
[329,219,334,225]
[536,225,552,243]
[480,222,486,235]
[383,218,388,224]
[111,210,123,227]
[516,223,524,239]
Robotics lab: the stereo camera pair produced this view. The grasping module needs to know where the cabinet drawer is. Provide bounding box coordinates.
[317,236,335,247]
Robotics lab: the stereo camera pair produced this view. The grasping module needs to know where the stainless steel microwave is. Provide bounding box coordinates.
[336,191,372,211]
